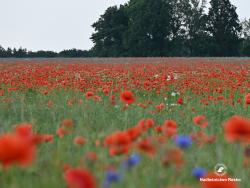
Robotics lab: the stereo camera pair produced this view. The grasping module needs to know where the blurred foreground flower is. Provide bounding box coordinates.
[161,147,184,169]
[123,153,141,169]
[167,186,193,188]
[0,133,35,168]
[193,116,208,128]
[200,172,239,188]
[137,138,156,157]
[192,167,207,179]
[104,170,122,188]
[0,123,50,168]
[224,116,250,144]
[245,93,250,105]
[74,136,86,146]
[104,131,131,156]
[64,167,96,188]
[174,135,192,149]
[191,131,216,147]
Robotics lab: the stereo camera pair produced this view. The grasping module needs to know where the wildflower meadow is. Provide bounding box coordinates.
[0,58,250,188]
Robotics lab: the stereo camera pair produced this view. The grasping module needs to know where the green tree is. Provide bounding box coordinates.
[13,47,27,58]
[59,49,90,57]
[207,0,242,56]
[0,46,6,57]
[90,0,245,57]
[184,0,213,56]
[240,19,250,56]
[168,0,192,56]
[6,48,13,57]
[124,0,174,56]
[28,50,57,58]
[91,5,128,57]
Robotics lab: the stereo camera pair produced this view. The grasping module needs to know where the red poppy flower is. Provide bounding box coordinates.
[14,124,42,145]
[104,131,131,146]
[74,136,86,146]
[137,103,147,108]
[102,88,110,96]
[191,131,216,147]
[85,152,98,162]
[126,127,141,141]
[193,116,209,128]
[64,168,96,188]
[224,116,250,144]
[0,89,4,96]
[14,123,33,139]
[61,119,74,128]
[245,93,250,105]
[120,91,135,105]
[177,98,184,105]
[41,90,49,95]
[109,146,130,156]
[137,138,156,156]
[161,147,184,168]
[136,118,154,131]
[155,103,165,112]
[162,120,178,137]
[85,91,94,99]
[146,118,154,128]
[201,172,239,188]
[104,131,131,156]
[40,134,54,142]
[154,125,162,133]
[57,127,69,138]
[0,134,35,168]
[93,95,101,102]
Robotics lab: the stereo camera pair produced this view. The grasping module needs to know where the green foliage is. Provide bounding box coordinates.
[207,0,242,56]
[240,19,250,56]
[90,5,129,57]
[91,0,245,57]
[124,0,174,56]
[59,49,90,57]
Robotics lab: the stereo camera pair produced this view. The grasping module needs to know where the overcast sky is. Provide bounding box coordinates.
[0,0,249,52]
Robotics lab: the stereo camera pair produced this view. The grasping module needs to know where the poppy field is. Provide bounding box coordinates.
[0,58,250,188]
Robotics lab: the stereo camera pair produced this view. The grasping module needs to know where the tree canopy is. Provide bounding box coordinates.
[91,0,248,57]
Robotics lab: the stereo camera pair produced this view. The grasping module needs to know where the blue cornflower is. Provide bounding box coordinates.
[192,167,207,179]
[123,153,141,169]
[106,170,121,182]
[104,170,122,188]
[174,135,192,149]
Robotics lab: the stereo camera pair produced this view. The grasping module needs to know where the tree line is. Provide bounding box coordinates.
[0,47,91,58]
[1,0,250,58]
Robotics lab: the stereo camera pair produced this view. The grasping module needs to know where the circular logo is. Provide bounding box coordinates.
[214,163,227,176]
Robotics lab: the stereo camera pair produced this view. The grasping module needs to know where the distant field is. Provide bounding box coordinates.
[0,58,250,188]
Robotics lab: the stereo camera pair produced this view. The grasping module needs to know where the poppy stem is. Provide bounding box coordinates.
[125,110,128,128]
